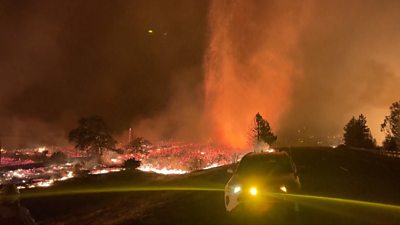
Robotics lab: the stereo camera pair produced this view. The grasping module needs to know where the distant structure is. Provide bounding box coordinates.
[128,128,133,144]
[0,136,2,165]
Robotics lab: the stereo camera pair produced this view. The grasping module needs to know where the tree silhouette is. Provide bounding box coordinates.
[123,158,141,170]
[381,100,400,151]
[343,114,376,149]
[128,137,151,154]
[251,113,277,146]
[48,151,67,164]
[383,136,397,151]
[68,115,116,155]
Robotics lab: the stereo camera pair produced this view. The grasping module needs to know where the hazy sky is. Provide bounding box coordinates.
[0,0,209,148]
[203,0,400,147]
[1,0,399,148]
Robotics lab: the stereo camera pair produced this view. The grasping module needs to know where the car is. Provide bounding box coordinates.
[224,150,301,216]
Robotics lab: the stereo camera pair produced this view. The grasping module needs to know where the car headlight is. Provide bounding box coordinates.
[280,185,287,193]
[233,185,241,194]
[249,187,258,196]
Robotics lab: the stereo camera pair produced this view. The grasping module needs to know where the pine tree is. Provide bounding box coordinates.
[343,114,376,149]
[251,113,277,146]
[381,101,400,151]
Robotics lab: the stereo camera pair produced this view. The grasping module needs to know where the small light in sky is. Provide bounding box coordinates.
[148,29,154,34]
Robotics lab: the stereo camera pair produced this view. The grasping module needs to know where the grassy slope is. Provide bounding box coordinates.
[21,147,400,225]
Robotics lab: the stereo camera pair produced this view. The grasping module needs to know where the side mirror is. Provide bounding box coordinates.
[227,168,234,174]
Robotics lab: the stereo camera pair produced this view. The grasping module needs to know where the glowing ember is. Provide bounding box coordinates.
[138,165,188,175]
[1,141,244,189]
[11,170,25,178]
[203,163,221,170]
[59,171,74,181]
[89,168,124,175]
[37,147,47,153]
[36,179,54,187]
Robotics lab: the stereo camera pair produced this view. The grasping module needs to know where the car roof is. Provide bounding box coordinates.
[242,151,289,159]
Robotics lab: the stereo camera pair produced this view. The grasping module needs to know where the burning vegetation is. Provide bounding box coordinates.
[0,141,243,190]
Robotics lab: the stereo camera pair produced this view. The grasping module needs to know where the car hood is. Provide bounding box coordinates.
[226,173,296,190]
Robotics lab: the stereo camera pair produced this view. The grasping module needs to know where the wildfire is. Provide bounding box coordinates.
[203,163,221,170]
[89,168,124,175]
[59,171,74,181]
[204,1,312,148]
[138,165,188,175]
[37,147,47,153]
[36,180,54,187]
[1,141,244,190]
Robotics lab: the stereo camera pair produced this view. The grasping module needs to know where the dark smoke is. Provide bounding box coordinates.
[1,0,400,148]
[204,0,400,147]
[0,0,208,148]
[279,0,400,144]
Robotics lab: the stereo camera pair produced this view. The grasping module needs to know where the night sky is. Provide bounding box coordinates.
[1,0,400,148]
[1,0,209,147]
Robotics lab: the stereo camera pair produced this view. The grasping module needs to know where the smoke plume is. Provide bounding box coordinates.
[204,0,313,148]
[1,0,400,148]
[203,0,400,147]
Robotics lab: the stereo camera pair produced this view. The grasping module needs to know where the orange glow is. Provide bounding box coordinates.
[204,1,313,148]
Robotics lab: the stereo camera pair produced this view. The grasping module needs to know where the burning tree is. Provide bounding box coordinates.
[251,113,277,147]
[381,101,400,151]
[343,114,376,149]
[68,116,116,156]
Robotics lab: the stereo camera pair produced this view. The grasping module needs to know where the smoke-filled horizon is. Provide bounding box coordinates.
[204,0,400,148]
[1,0,399,149]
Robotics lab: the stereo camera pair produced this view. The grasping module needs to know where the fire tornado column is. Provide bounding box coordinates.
[204,0,313,149]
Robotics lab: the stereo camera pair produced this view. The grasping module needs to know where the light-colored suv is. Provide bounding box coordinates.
[224,151,301,215]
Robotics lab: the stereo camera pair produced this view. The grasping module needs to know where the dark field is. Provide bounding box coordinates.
[21,147,400,225]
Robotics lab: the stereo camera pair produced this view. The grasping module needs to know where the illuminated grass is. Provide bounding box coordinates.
[271,193,400,211]
[19,186,225,199]
[18,186,400,213]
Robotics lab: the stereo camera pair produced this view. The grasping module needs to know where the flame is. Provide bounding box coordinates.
[89,168,124,175]
[2,142,241,189]
[37,147,46,153]
[203,163,221,170]
[204,0,313,148]
[36,179,54,187]
[138,165,188,175]
[59,171,74,181]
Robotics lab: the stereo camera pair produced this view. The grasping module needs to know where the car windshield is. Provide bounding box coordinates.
[236,154,293,176]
